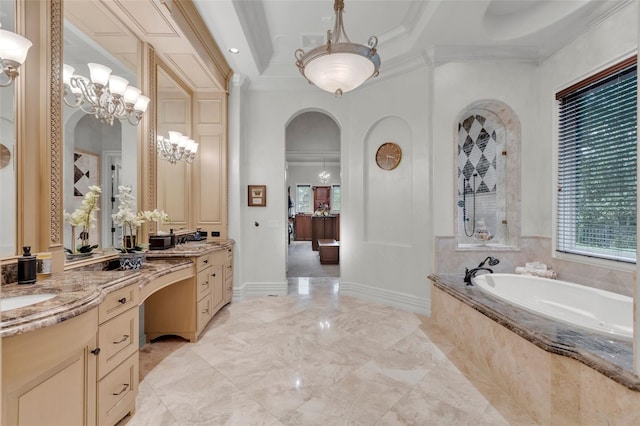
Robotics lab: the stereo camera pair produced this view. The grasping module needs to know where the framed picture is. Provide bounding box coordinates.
[248,185,267,207]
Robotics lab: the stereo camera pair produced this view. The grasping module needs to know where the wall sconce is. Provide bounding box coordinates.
[157,131,198,164]
[62,63,150,126]
[0,24,33,87]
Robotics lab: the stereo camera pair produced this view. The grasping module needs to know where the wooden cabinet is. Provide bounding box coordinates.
[195,252,216,337]
[157,91,229,241]
[313,186,331,210]
[224,246,233,303]
[295,214,312,241]
[145,247,233,342]
[193,93,228,240]
[2,308,98,426]
[312,216,338,250]
[2,282,140,426]
[96,284,139,426]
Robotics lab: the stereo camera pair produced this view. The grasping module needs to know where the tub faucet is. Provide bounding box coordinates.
[464,256,500,286]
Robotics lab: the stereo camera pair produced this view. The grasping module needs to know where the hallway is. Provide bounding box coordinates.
[123,278,535,425]
[287,241,340,278]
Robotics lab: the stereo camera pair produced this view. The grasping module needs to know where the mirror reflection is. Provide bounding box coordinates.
[0,0,16,257]
[62,16,139,259]
[156,64,192,233]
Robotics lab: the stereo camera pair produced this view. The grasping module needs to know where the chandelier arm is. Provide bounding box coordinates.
[0,64,18,87]
[63,89,84,108]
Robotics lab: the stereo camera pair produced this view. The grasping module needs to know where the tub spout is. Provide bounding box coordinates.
[464,267,494,286]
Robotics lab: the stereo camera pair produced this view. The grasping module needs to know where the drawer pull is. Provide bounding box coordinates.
[118,297,127,304]
[201,280,209,286]
[202,308,209,314]
[113,335,129,344]
[112,384,129,396]
[203,259,209,264]
[91,348,101,356]
[212,273,216,277]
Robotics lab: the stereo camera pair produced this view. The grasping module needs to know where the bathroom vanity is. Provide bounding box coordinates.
[1,240,234,426]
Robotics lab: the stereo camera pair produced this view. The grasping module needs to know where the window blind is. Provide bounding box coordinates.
[556,58,637,262]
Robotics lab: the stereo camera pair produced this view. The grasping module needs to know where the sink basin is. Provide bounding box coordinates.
[1,294,57,312]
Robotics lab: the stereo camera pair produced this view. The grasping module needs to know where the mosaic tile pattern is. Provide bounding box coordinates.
[457,114,499,195]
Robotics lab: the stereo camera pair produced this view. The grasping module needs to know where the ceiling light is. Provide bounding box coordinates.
[0,24,32,87]
[228,47,240,54]
[295,0,381,97]
[319,158,330,183]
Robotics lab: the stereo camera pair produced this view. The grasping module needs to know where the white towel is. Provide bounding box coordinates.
[515,266,557,279]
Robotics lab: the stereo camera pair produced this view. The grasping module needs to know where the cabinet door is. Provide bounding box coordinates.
[211,263,224,309]
[2,309,98,426]
[295,214,312,240]
[313,186,331,210]
[324,217,336,240]
[193,93,228,240]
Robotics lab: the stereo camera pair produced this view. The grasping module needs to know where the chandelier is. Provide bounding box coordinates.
[319,159,330,183]
[62,63,150,126]
[157,131,199,164]
[295,0,381,97]
[0,24,32,87]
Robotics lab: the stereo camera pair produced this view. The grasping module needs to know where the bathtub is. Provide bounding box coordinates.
[472,273,633,341]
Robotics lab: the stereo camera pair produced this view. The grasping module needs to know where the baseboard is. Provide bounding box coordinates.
[340,281,430,316]
[233,281,288,301]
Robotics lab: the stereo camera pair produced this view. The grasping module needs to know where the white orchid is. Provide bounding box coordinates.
[64,185,101,253]
[113,185,169,251]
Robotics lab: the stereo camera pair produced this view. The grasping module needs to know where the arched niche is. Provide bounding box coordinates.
[454,100,520,249]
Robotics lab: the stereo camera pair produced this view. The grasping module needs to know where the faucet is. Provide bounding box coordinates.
[464,256,500,285]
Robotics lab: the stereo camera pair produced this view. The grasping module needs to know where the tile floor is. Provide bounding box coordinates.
[122,278,536,425]
[287,241,340,278]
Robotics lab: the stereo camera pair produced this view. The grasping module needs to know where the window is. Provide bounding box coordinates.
[556,57,637,263]
[331,185,341,212]
[296,184,312,213]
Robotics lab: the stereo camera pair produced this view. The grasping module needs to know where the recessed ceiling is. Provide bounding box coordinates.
[193,0,630,91]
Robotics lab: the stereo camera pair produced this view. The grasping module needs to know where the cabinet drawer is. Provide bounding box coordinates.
[197,268,212,299]
[196,254,212,270]
[97,352,138,426]
[97,307,138,379]
[99,284,139,324]
[196,294,213,335]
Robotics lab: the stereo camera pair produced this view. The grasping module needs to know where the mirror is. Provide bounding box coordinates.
[62,6,140,258]
[0,0,16,257]
[156,63,192,233]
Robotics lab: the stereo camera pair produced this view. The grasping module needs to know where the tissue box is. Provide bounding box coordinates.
[149,235,174,250]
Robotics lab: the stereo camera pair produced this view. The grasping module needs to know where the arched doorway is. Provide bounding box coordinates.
[285,111,341,277]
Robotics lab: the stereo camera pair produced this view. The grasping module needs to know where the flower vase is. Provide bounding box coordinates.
[119,252,145,270]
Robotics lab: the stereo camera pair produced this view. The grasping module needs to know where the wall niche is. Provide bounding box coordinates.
[454,100,520,249]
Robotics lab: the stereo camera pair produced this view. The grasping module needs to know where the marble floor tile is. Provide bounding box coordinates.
[121,278,536,425]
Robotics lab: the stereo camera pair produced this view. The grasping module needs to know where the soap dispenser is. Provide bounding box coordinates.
[18,246,37,284]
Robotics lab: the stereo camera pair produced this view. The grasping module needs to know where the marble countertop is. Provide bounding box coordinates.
[429,274,640,391]
[145,239,234,258]
[1,258,195,338]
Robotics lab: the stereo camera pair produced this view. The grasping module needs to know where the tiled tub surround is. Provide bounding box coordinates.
[429,274,640,424]
[435,235,635,296]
